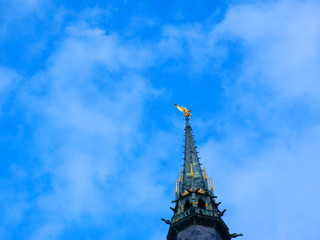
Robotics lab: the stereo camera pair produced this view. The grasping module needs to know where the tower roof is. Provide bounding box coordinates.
[162,104,243,240]
[181,117,209,192]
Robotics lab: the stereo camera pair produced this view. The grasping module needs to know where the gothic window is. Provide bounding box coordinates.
[198,198,206,209]
[184,200,191,210]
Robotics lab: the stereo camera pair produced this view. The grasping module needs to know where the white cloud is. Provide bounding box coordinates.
[0,67,19,92]
[157,24,227,72]
[159,0,320,100]
[195,1,320,239]
[215,0,320,100]
[16,23,160,239]
[0,184,29,239]
[0,0,49,36]
[2,1,320,239]
[200,126,320,240]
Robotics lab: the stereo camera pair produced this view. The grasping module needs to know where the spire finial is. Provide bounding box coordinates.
[174,104,192,118]
[179,170,183,182]
[209,177,214,191]
[203,167,208,180]
[175,180,179,194]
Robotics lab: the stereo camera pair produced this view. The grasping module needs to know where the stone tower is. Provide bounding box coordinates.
[162,109,242,240]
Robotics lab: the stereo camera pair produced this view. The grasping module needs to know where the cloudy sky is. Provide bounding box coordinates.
[1,0,320,239]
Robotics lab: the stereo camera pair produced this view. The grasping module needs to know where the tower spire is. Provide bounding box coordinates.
[174,104,210,196]
[162,104,243,240]
[181,116,209,193]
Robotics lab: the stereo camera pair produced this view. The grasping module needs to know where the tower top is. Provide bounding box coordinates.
[174,103,209,196]
[162,105,243,240]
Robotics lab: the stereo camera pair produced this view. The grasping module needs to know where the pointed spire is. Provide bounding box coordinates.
[164,105,243,240]
[173,104,211,195]
[175,180,179,195]
[179,169,183,182]
[203,167,208,180]
[181,117,207,192]
[209,177,214,191]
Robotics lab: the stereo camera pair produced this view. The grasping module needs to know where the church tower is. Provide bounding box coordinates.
[162,105,243,240]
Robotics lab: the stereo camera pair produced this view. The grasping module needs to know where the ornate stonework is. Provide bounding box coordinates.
[177,225,223,240]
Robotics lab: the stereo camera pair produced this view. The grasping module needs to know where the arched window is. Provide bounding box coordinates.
[184,200,191,210]
[198,198,206,209]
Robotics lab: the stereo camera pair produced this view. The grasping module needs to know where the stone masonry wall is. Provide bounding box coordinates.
[177,225,223,240]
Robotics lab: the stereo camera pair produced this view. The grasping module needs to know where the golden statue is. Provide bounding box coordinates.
[174,104,191,117]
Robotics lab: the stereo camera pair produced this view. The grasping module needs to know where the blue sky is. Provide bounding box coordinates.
[1,0,320,239]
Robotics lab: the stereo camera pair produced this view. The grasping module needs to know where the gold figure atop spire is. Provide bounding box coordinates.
[203,167,208,180]
[174,104,192,118]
